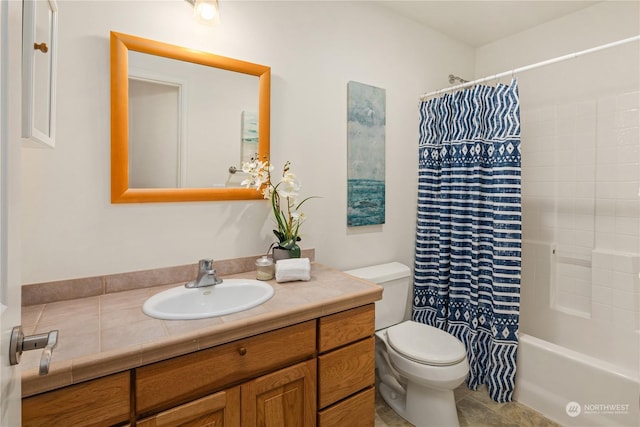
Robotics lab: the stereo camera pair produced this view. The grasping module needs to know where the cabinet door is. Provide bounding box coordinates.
[318,387,375,427]
[22,371,130,427]
[241,359,316,427]
[137,386,240,427]
[22,0,57,147]
[318,304,374,353]
[317,337,374,409]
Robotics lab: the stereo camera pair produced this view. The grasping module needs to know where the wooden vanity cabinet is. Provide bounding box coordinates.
[22,371,131,427]
[22,305,377,427]
[316,304,376,426]
[138,359,317,427]
[137,359,316,427]
[135,320,316,416]
[136,320,317,426]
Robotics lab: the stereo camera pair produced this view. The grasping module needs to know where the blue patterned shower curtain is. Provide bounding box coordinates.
[413,79,521,403]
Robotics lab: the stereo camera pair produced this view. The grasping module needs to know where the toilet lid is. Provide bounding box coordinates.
[386,321,467,366]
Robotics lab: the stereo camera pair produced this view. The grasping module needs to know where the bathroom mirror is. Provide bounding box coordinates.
[110,31,270,203]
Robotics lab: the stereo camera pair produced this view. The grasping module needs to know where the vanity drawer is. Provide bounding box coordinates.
[22,371,130,427]
[318,304,375,352]
[136,320,316,415]
[317,336,375,409]
[137,386,241,427]
[317,386,375,427]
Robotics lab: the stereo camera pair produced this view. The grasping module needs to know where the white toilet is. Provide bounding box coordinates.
[345,262,469,427]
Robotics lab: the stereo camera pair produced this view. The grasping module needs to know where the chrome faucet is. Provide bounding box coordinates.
[185,259,223,288]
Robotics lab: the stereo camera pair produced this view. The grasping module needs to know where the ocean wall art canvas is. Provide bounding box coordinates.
[347,81,386,226]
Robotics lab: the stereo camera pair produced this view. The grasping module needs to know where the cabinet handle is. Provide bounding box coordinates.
[238,347,247,356]
[34,42,48,53]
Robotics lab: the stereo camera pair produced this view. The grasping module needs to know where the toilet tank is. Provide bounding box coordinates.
[344,262,411,331]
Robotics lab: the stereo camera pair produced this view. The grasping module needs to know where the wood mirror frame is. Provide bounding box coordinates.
[110,31,270,203]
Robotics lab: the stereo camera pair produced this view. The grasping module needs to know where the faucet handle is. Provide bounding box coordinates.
[198,259,214,271]
[185,258,222,288]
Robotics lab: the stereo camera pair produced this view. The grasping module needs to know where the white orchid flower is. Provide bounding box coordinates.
[261,185,273,200]
[291,211,306,222]
[278,182,300,199]
[242,159,317,251]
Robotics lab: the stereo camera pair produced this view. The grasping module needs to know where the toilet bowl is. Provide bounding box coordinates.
[345,263,469,427]
[376,321,469,427]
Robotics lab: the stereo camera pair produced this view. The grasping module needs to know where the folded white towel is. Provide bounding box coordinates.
[275,258,311,283]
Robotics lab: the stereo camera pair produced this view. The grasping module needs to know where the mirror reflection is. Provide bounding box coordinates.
[128,51,259,188]
[110,31,270,203]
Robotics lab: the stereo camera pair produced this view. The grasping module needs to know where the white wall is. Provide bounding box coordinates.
[475,1,640,102]
[20,1,474,284]
[476,1,639,372]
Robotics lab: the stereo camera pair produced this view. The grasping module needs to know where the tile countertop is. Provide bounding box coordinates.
[20,262,382,397]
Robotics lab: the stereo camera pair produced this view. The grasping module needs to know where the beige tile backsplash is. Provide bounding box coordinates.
[22,249,315,306]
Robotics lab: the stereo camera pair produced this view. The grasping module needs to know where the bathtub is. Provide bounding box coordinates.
[515,241,640,426]
[515,333,640,426]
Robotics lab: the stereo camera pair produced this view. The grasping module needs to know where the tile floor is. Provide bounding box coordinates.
[375,384,561,427]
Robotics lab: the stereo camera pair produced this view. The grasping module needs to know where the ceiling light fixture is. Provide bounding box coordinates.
[185,0,220,25]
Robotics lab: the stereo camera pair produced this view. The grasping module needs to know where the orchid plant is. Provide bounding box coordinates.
[241,158,316,257]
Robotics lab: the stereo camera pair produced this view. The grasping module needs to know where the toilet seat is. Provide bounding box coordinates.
[386,321,466,366]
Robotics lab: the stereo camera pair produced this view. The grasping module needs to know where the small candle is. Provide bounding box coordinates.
[255,256,274,281]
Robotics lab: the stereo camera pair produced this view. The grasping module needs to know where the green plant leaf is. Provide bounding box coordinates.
[273,230,285,243]
[279,238,296,249]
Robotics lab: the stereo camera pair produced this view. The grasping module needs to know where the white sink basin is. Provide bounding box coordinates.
[142,279,274,320]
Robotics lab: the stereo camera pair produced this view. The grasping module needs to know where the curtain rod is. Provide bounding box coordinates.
[420,35,640,101]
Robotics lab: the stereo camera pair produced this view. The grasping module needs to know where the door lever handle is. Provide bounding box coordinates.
[9,326,59,375]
